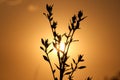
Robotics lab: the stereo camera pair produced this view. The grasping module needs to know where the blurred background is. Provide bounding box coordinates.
[0,0,120,80]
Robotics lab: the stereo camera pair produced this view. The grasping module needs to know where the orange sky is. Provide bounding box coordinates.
[0,0,120,80]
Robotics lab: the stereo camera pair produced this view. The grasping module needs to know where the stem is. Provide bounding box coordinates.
[66,30,75,55]
[49,18,61,80]
[46,50,56,80]
[60,70,63,80]
[70,63,78,77]
[59,30,76,80]
[57,51,62,80]
[49,20,54,36]
[68,62,79,80]
[63,30,71,53]
[60,30,76,80]
[60,30,71,80]
[47,10,77,80]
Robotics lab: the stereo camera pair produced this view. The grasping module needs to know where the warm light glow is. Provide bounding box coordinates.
[60,42,65,52]
[53,42,65,57]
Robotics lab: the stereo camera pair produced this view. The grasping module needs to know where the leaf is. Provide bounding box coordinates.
[80,16,87,21]
[43,13,46,16]
[72,59,76,64]
[65,71,71,75]
[80,59,84,62]
[43,55,49,62]
[53,31,57,37]
[55,77,58,80]
[71,23,74,30]
[51,21,57,29]
[65,33,69,38]
[71,63,73,70]
[72,15,76,23]
[40,46,44,51]
[87,77,92,80]
[46,4,49,10]
[54,64,60,70]
[45,44,48,48]
[50,17,53,21]
[78,10,83,19]
[53,42,57,49]
[65,63,70,67]
[53,69,56,74]
[41,38,44,45]
[72,40,79,42]
[70,38,73,43]
[48,49,53,53]
[65,68,71,71]
[75,20,80,29]
[68,25,72,31]
[78,66,86,69]
[44,39,50,48]
[78,55,83,62]
[69,75,73,80]
[45,39,48,46]
[46,4,53,13]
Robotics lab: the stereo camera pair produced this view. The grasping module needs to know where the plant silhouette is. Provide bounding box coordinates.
[104,71,120,80]
[40,4,91,80]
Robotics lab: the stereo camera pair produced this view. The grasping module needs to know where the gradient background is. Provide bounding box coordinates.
[0,0,120,80]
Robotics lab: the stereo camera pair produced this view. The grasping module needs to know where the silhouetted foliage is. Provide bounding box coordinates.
[86,77,92,80]
[104,71,120,80]
[40,4,90,80]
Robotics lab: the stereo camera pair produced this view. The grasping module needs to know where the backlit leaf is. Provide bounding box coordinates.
[41,38,44,45]
[87,77,92,80]
[43,13,46,16]
[43,55,49,62]
[80,16,87,21]
[48,49,53,53]
[65,63,70,67]
[54,63,60,70]
[68,25,72,31]
[71,63,73,70]
[65,71,71,75]
[40,46,44,51]
[78,10,83,19]
[72,15,76,23]
[78,55,83,62]
[72,59,76,64]
[53,69,56,74]
[78,66,86,69]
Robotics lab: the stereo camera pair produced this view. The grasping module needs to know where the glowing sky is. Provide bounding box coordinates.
[0,0,120,80]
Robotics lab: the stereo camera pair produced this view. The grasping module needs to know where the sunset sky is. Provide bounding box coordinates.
[0,0,120,80]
